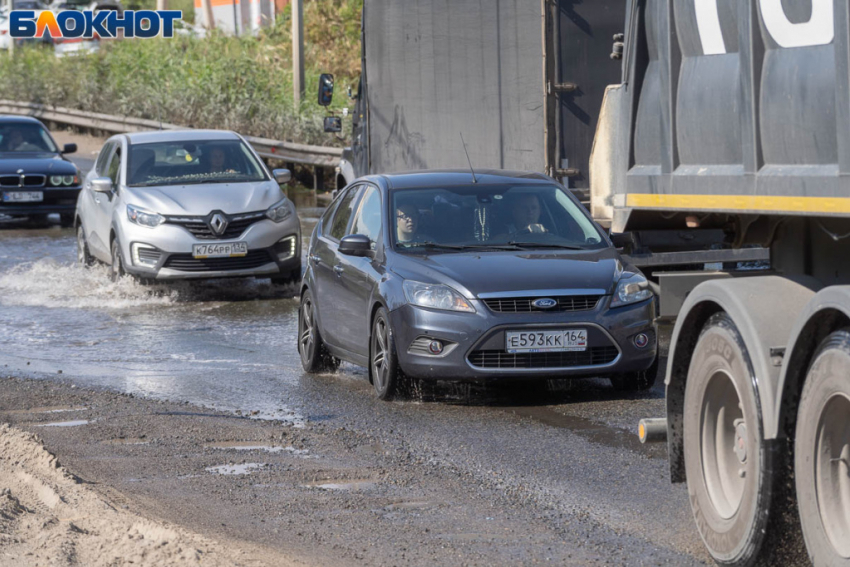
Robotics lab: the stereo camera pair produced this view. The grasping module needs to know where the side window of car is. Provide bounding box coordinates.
[105,147,121,186]
[350,186,382,248]
[320,188,348,236]
[95,142,114,176]
[328,186,361,241]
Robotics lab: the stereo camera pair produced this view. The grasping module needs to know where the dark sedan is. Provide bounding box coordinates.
[0,116,80,225]
[298,170,658,400]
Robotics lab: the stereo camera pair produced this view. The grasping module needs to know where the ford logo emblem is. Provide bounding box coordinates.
[532,298,557,309]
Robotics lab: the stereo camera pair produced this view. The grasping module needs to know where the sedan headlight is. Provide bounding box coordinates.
[126,204,164,228]
[266,198,293,223]
[610,273,653,308]
[403,280,475,313]
[49,174,79,187]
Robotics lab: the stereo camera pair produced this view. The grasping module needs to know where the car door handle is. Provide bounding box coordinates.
[333,264,345,276]
[309,254,321,264]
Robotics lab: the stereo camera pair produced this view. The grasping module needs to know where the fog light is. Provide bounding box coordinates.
[428,340,444,355]
[131,243,160,267]
[634,333,650,348]
[276,235,297,261]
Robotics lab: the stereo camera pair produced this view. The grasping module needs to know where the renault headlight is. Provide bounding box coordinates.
[266,198,293,223]
[403,280,475,313]
[126,204,164,228]
[610,272,653,308]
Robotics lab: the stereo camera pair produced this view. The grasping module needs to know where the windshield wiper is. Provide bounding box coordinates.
[399,241,468,250]
[506,241,586,250]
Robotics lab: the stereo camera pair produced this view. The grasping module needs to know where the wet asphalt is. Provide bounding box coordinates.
[0,163,711,564]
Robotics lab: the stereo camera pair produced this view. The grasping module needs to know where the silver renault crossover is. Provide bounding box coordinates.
[75,130,301,284]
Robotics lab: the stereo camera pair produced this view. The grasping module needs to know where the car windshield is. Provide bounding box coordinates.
[0,122,59,154]
[127,139,268,187]
[391,184,607,252]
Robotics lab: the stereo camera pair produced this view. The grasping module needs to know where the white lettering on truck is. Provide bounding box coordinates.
[694,0,833,53]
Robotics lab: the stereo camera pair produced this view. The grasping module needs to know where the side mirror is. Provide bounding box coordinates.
[338,234,372,257]
[323,116,342,133]
[318,73,334,106]
[90,177,113,193]
[272,168,291,184]
[62,143,77,154]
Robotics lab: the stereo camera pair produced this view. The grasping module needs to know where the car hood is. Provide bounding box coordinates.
[389,248,624,298]
[0,154,78,175]
[122,181,284,216]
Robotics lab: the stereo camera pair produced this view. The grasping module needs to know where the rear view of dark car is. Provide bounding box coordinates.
[0,117,80,226]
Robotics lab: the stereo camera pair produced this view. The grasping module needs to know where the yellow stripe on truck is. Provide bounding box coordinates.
[626,194,850,214]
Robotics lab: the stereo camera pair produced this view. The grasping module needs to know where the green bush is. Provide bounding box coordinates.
[0,0,362,147]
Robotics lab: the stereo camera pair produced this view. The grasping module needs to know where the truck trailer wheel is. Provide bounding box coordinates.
[795,330,850,567]
[684,313,770,566]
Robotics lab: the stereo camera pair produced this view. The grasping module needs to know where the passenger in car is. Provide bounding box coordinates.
[505,193,548,235]
[207,146,237,174]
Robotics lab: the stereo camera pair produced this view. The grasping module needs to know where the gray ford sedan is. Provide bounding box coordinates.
[298,170,657,400]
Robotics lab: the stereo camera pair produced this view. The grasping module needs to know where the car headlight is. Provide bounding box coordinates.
[265,198,293,223]
[403,280,475,313]
[126,204,164,228]
[610,273,653,308]
[49,174,80,186]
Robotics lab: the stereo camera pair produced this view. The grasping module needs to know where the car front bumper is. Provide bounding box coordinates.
[116,213,302,281]
[0,187,81,216]
[388,296,657,380]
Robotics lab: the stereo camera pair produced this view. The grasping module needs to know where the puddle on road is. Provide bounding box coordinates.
[500,406,651,454]
[36,419,90,427]
[102,438,150,445]
[206,463,267,476]
[302,479,375,491]
[204,441,313,457]
[5,406,87,415]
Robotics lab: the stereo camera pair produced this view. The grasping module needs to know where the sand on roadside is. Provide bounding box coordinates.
[0,423,294,567]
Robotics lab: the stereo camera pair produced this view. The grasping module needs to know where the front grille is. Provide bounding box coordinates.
[163,250,273,272]
[165,212,265,240]
[0,174,46,187]
[468,346,619,369]
[483,295,602,313]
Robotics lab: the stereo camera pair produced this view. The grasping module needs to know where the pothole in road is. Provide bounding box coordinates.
[6,406,88,415]
[206,463,268,476]
[35,419,90,427]
[204,441,314,457]
[302,479,376,491]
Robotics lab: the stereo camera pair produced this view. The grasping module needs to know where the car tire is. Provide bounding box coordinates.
[298,288,339,373]
[794,330,850,567]
[110,238,125,282]
[370,307,406,400]
[683,313,773,566]
[76,225,95,267]
[60,214,74,228]
[609,356,658,392]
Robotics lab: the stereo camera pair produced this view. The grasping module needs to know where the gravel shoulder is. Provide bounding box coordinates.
[1,375,638,566]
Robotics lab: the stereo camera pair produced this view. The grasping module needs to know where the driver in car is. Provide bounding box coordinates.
[2,129,41,152]
[207,146,237,174]
[396,203,432,244]
[505,193,547,235]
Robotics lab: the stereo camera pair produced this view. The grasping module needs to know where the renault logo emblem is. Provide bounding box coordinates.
[532,298,558,309]
[209,213,229,236]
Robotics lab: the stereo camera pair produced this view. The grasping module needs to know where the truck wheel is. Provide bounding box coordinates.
[795,330,850,567]
[298,289,339,373]
[684,313,770,566]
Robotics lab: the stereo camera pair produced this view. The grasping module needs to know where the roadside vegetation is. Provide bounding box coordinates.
[0,0,362,147]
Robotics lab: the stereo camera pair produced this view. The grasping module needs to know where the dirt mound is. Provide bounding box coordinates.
[0,423,284,566]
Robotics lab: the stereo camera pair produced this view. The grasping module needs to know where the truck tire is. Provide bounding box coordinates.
[684,313,770,566]
[795,330,850,567]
